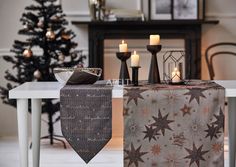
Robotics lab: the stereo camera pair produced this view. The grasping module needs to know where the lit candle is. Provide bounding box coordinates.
[119,40,128,52]
[149,35,160,45]
[131,51,140,67]
[91,0,98,4]
[171,68,181,83]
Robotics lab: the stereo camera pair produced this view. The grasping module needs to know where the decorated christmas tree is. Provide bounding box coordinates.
[0,0,86,145]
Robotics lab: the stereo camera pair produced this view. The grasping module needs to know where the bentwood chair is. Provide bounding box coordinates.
[205,42,236,107]
[205,42,236,80]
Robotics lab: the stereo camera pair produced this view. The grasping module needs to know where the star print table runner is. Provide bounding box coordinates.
[60,84,112,163]
[123,81,225,167]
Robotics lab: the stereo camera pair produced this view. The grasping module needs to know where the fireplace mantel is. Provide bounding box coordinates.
[72,20,219,79]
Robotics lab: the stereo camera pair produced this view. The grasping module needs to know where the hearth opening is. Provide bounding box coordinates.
[104,39,185,81]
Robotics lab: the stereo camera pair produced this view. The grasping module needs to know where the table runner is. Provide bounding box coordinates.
[123,81,225,167]
[60,84,112,163]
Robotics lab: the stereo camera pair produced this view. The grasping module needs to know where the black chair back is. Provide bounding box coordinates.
[205,42,236,80]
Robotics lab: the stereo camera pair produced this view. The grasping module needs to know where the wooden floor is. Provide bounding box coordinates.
[0,137,229,167]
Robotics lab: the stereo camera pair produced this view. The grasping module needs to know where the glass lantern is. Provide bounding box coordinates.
[163,50,185,84]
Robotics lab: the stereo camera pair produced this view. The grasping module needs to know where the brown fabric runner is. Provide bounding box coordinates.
[123,81,225,167]
[60,84,112,163]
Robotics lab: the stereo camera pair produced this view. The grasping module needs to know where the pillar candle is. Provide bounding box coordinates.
[171,68,181,83]
[131,51,140,67]
[119,40,128,52]
[91,0,98,4]
[149,35,160,45]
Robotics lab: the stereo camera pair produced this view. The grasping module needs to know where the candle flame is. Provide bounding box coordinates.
[134,51,136,55]
[122,40,125,44]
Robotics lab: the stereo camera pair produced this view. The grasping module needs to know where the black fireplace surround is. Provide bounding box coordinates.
[72,20,219,79]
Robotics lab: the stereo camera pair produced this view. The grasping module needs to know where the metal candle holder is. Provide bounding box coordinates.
[116,52,131,84]
[146,45,162,84]
[131,66,140,86]
[162,50,186,85]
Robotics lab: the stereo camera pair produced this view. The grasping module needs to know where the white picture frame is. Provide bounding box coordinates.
[149,0,172,20]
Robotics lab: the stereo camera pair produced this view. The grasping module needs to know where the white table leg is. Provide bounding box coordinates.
[228,97,236,167]
[17,99,28,167]
[31,99,42,167]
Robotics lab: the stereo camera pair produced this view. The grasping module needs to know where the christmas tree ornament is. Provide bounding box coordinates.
[61,33,70,40]
[51,15,60,21]
[46,29,55,40]
[37,20,44,28]
[33,70,41,79]
[58,53,65,61]
[23,49,33,58]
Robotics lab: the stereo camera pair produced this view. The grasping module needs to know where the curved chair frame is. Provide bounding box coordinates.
[205,42,236,80]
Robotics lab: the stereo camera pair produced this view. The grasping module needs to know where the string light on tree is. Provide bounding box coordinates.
[33,69,41,79]
[37,20,44,28]
[51,15,60,21]
[58,53,65,62]
[61,32,70,40]
[23,48,33,58]
[23,24,29,30]
[46,29,55,40]
[71,52,77,58]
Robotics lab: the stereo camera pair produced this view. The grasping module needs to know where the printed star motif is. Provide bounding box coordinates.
[124,88,146,105]
[143,125,160,142]
[124,143,148,167]
[212,108,224,130]
[163,153,181,167]
[163,91,180,104]
[184,88,206,104]
[184,143,209,167]
[126,120,141,138]
[212,142,223,153]
[150,110,174,136]
[151,144,161,156]
[180,104,192,116]
[205,124,221,140]
[188,118,205,139]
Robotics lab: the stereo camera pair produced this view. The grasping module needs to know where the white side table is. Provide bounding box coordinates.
[9,82,63,167]
[9,81,236,167]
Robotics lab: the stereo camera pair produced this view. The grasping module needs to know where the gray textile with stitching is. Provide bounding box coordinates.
[60,84,112,163]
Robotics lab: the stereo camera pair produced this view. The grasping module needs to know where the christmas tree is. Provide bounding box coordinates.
[0,0,86,145]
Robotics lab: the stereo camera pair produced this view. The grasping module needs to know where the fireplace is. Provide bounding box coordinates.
[71,20,219,79]
[104,39,185,81]
[86,21,203,79]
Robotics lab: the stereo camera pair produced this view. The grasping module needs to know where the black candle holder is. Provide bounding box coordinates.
[147,45,162,84]
[131,66,140,86]
[116,52,131,85]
